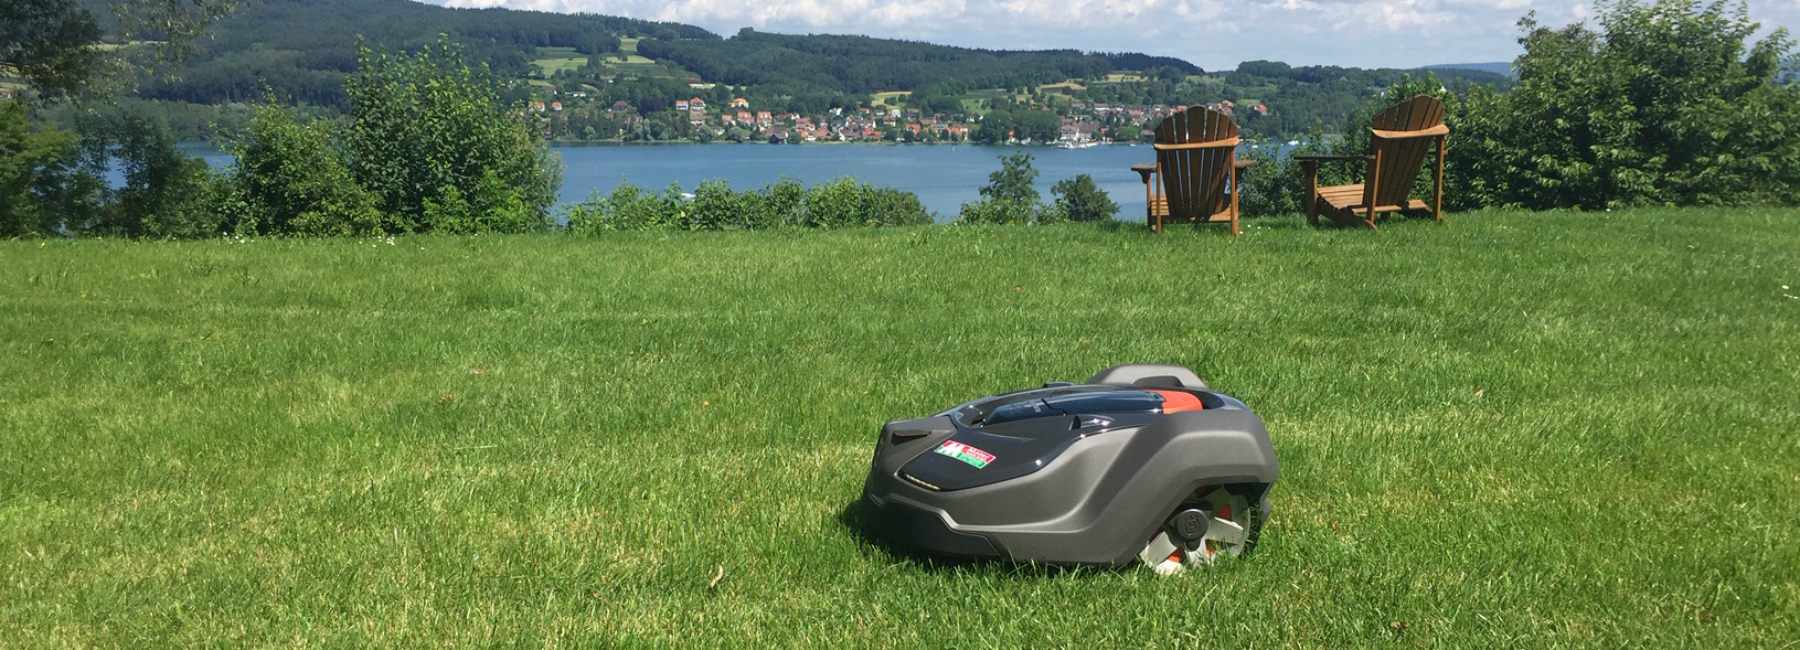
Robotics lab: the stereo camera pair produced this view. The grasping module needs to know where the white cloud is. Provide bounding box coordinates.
[426,0,1799,69]
[1444,0,1534,9]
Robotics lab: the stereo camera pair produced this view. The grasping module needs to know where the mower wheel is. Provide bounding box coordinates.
[1138,488,1268,575]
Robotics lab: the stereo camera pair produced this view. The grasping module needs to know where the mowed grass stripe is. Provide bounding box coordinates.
[2,208,1798,647]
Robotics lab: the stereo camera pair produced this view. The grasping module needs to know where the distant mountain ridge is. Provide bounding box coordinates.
[1423,62,1514,77]
[130,0,1209,108]
[135,0,713,107]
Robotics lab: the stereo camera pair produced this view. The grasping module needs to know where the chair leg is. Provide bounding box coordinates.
[1230,154,1241,236]
[1434,137,1446,222]
[1365,152,1381,229]
[1301,160,1319,227]
[1145,171,1160,233]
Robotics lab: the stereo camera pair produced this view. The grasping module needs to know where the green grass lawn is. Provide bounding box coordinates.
[3,210,1798,647]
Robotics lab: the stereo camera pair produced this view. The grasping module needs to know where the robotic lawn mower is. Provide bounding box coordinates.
[860,364,1278,574]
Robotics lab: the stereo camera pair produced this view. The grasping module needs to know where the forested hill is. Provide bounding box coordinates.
[638,28,1198,96]
[133,0,1212,109]
[126,0,714,107]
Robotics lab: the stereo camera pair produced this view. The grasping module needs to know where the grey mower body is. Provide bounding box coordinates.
[860,364,1279,567]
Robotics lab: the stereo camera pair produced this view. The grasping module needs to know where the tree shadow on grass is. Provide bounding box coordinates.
[834,498,1125,578]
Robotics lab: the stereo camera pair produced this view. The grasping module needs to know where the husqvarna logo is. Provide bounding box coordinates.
[933,440,995,468]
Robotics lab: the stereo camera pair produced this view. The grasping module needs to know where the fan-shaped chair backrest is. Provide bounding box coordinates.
[1154,106,1240,223]
[1364,95,1448,209]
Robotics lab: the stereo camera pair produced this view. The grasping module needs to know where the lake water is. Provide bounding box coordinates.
[180,142,1294,222]
[555,143,1163,221]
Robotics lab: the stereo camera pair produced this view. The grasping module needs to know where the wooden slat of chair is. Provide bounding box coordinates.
[1318,185,1426,212]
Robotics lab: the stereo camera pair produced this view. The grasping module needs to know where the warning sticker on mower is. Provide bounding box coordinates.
[933,441,995,469]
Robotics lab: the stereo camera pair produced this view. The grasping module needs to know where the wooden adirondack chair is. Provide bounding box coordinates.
[1128,106,1245,235]
[1297,95,1449,228]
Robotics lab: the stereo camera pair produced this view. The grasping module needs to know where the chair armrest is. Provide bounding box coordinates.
[1130,162,1157,185]
[1134,160,1253,183]
[1371,124,1449,140]
[1291,154,1375,162]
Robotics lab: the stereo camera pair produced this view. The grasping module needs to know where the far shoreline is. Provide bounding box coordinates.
[543,139,1133,148]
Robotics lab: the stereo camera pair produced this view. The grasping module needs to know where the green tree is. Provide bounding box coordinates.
[71,112,217,238]
[974,110,1013,144]
[979,152,1040,205]
[1052,174,1119,222]
[1013,109,1061,142]
[343,35,563,233]
[959,152,1066,224]
[0,99,82,236]
[0,0,101,100]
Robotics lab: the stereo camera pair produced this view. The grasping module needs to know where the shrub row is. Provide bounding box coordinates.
[565,177,933,233]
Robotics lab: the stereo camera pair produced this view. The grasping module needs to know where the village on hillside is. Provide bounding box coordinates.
[518,86,1271,144]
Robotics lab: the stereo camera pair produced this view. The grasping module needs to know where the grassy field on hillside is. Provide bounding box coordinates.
[533,46,588,76]
[3,210,1798,647]
[870,91,912,107]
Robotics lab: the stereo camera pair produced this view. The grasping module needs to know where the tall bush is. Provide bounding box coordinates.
[760,178,806,228]
[565,183,685,233]
[861,184,933,227]
[687,178,755,230]
[222,101,386,236]
[344,35,561,232]
[799,177,933,228]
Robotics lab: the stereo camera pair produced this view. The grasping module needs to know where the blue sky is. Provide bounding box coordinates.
[424,1,1799,71]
